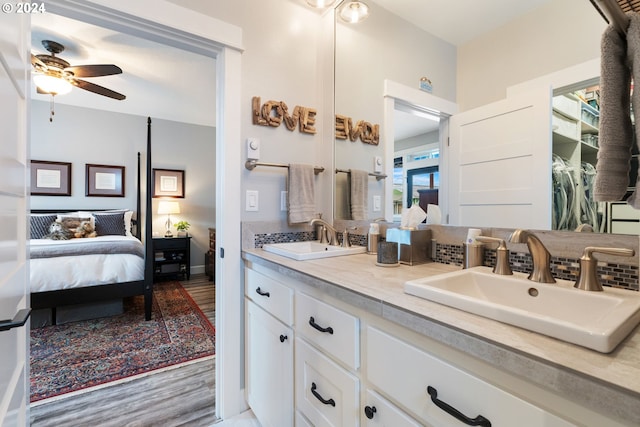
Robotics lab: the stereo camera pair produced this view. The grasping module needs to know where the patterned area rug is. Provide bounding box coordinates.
[30,281,215,403]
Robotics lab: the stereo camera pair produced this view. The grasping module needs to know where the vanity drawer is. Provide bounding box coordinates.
[295,337,359,427]
[295,292,360,370]
[363,390,421,427]
[366,327,574,427]
[245,268,293,325]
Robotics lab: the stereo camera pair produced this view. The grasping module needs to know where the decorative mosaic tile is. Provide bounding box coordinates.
[254,231,315,248]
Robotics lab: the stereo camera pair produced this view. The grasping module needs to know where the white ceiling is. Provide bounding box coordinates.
[30,1,549,130]
[30,13,216,126]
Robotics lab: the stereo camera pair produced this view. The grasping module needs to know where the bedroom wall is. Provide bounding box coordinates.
[30,100,216,275]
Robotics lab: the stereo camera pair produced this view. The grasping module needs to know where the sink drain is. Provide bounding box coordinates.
[528,287,539,297]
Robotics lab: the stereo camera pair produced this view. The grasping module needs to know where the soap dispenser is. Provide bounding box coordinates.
[367,223,379,254]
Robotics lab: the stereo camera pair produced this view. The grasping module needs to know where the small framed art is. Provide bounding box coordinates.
[86,164,125,197]
[153,168,185,198]
[31,160,72,196]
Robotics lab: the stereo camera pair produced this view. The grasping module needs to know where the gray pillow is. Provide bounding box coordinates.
[30,214,57,239]
[93,212,126,236]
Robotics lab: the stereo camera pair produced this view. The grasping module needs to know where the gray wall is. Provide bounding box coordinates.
[30,100,216,274]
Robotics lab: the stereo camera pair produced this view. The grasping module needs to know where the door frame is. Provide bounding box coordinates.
[40,0,245,419]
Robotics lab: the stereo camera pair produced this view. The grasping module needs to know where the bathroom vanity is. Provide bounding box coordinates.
[243,248,640,427]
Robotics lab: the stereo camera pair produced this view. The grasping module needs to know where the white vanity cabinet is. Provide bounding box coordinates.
[366,327,575,427]
[245,268,294,427]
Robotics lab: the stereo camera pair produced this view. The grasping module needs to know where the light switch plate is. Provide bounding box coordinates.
[281,191,288,211]
[246,190,259,211]
[373,195,381,211]
[247,138,260,160]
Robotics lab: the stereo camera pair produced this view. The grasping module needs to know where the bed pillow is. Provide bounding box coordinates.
[30,214,58,239]
[57,216,96,238]
[93,211,127,236]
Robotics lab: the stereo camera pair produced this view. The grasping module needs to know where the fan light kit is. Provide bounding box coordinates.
[31,39,126,122]
[306,0,336,7]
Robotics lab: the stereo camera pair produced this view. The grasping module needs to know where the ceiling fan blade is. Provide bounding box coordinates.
[65,64,123,78]
[71,79,126,100]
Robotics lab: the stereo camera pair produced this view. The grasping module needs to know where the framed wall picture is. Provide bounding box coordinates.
[86,164,125,197]
[153,168,185,198]
[31,160,72,196]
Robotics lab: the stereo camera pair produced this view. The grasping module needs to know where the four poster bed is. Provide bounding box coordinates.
[29,118,155,323]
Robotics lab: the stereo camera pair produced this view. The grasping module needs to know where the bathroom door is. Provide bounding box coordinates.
[0,11,31,427]
[448,86,553,229]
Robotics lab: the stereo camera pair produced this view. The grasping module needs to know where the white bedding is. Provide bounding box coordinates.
[29,235,145,294]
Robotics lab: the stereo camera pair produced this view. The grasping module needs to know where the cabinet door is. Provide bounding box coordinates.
[295,337,359,427]
[363,390,421,427]
[367,327,575,427]
[246,300,293,427]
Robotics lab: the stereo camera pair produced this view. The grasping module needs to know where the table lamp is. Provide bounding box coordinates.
[158,201,181,237]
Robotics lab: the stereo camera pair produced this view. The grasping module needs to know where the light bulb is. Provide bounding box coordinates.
[34,74,72,95]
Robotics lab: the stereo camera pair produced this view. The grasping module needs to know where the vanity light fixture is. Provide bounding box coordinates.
[338,0,369,23]
[307,0,336,8]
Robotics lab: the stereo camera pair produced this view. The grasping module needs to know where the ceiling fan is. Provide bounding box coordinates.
[31,39,126,100]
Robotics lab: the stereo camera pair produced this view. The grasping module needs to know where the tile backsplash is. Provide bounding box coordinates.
[243,221,639,292]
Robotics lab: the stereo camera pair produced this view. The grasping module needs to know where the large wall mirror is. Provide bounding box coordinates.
[334,0,638,235]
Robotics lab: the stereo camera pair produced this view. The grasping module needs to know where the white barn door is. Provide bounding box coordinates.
[448,87,553,229]
[0,11,31,427]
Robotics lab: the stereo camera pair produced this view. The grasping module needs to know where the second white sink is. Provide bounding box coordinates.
[404,266,640,353]
[263,241,366,261]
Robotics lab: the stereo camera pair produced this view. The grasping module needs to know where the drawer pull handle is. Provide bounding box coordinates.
[311,382,335,407]
[279,334,288,343]
[364,405,377,419]
[255,287,270,297]
[309,317,333,334]
[427,386,491,427]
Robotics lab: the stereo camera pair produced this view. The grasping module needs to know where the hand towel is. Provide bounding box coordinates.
[287,163,316,224]
[626,13,640,208]
[594,17,633,203]
[349,169,368,220]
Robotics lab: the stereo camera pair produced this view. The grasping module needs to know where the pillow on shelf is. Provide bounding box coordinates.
[30,214,58,239]
[93,211,127,236]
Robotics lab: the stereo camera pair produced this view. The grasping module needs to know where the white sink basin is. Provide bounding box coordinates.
[263,241,366,261]
[404,266,640,353]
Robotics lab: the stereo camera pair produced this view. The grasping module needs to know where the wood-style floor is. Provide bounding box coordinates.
[30,274,218,427]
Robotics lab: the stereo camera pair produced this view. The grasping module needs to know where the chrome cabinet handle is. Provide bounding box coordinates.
[255,287,270,297]
[427,386,491,427]
[311,382,335,407]
[0,308,31,332]
[309,316,333,334]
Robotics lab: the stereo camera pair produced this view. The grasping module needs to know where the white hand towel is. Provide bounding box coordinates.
[288,164,316,224]
[594,16,633,203]
[349,169,368,220]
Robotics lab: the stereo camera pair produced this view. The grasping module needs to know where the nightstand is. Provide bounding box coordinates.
[153,236,191,282]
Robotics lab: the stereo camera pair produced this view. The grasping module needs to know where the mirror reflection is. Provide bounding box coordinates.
[333,0,639,235]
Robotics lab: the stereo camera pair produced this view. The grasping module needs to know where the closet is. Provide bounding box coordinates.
[552,87,602,231]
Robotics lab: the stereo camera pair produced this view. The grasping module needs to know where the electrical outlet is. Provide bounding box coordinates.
[281,191,288,211]
[246,190,259,211]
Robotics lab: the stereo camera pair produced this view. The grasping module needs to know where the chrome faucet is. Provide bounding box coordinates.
[575,247,635,291]
[509,229,555,283]
[309,218,340,246]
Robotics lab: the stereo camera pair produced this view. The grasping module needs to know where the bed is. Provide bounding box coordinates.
[30,119,154,323]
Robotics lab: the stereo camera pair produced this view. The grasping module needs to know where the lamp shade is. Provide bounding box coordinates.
[158,201,181,215]
[33,74,72,95]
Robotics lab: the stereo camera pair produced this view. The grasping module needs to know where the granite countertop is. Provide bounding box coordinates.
[243,248,640,424]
